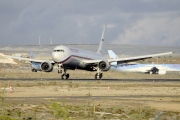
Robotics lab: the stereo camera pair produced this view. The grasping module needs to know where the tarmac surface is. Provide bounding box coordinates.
[1,78,180,82]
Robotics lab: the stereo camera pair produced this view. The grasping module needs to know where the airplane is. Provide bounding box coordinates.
[108,50,179,75]
[5,25,173,79]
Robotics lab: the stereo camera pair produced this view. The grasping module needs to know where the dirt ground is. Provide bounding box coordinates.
[0,66,180,119]
[3,81,180,112]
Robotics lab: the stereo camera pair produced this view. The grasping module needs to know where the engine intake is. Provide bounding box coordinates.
[41,62,53,72]
[99,61,106,70]
[99,61,110,71]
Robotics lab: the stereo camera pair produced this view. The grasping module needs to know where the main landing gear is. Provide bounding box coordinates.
[58,64,69,79]
[61,73,69,79]
[57,64,103,79]
[95,68,103,79]
[95,73,103,79]
[31,69,37,72]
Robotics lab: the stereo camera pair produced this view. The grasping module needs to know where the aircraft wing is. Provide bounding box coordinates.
[108,52,173,64]
[5,55,55,63]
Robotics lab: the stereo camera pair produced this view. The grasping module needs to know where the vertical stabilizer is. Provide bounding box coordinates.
[30,49,34,59]
[97,25,107,53]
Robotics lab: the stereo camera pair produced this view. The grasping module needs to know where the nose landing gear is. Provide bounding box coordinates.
[58,64,70,79]
[95,68,103,79]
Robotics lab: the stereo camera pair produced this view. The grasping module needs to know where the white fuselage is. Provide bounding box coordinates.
[52,45,108,69]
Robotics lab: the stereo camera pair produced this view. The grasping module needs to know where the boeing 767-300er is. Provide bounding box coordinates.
[5,25,173,79]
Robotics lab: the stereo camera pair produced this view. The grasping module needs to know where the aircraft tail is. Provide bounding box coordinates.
[108,50,118,66]
[30,49,34,59]
[97,25,107,53]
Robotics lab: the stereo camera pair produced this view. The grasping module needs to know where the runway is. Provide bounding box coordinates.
[0,78,180,82]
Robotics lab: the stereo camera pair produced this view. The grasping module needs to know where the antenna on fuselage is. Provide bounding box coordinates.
[97,25,107,54]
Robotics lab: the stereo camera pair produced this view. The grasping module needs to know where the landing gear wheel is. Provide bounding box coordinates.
[66,74,69,79]
[61,74,69,79]
[61,74,65,79]
[31,69,37,72]
[95,73,102,79]
[99,73,103,79]
[95,73,98,79]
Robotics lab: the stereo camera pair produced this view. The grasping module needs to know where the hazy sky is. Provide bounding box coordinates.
[0,0,180,46]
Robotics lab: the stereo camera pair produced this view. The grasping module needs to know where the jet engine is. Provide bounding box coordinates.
[31,62,41,72]
[31,61,53,72]
[40,61,54,72]
[99,61,111,71]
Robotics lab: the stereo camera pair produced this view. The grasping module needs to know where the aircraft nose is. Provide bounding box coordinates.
[52,52,60,62]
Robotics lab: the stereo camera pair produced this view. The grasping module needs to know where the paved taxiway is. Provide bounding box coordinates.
[0,78,180,82]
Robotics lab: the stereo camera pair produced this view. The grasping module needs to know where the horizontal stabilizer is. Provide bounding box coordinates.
[108,50,118,66]
[108,50,119,59]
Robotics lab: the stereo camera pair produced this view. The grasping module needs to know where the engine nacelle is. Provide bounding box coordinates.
[40,61,53,72]
[31,62,42,71]
[99,61,111,71]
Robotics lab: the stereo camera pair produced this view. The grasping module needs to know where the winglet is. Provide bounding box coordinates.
[97,25,107,53]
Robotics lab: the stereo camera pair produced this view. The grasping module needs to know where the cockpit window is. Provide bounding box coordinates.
[53,49,64,52]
